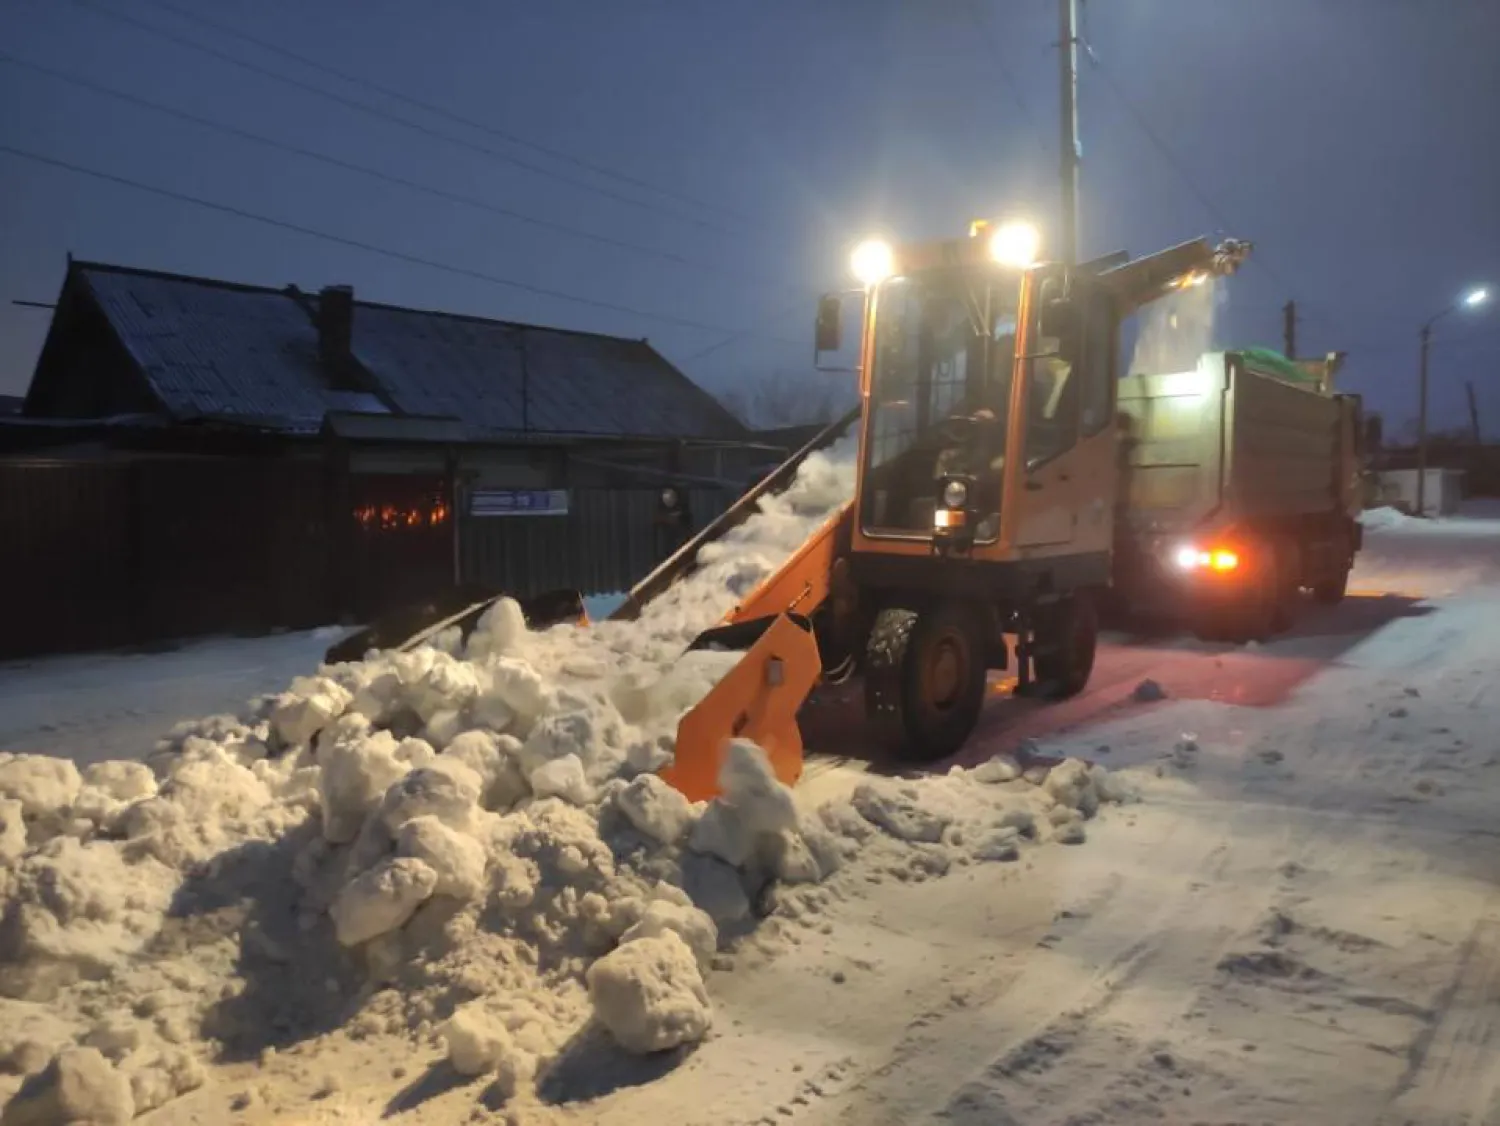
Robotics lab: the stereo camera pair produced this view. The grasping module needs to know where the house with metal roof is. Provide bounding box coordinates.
[21,258,747,443]
[2,258,767,658]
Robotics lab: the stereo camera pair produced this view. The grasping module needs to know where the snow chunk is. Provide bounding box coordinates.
[0,799,26,864]
[378,759,483,834]
[487,657,549,731]
[520,711,597,775]
[971,754,1021,784]
[1360,505,1411,530]
[718,739,797,836]
[444,729,528,810]
[466,596,528,661]
[688,801,754,868]
[329,857,438,946]
[395,816,488,900]
[269,675,352,747]
[587,931,712,1054]
[442,1006,533,1096]
[1132,678,1167,702]
[81,761,155,804]
[851,782,950,843]
[318,727,409,844]
[681,852,751,925]
[2,1046,134,1125]
[0,755,81,821]
[620,897,719,972]
[126,1048,205,1115]
[615,774,694,845]
[530,754,593,805]
[974,827,1020,862]
[1042,758,1100,817]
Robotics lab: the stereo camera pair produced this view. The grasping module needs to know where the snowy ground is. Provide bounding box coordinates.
[6,509,1500,1124]
[0,596,628,767]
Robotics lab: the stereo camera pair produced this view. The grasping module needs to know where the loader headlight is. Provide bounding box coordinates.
[851,238,895,287]
[987,220,1040,269]
[942,479,969,509]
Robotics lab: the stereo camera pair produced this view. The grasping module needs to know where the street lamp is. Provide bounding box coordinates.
[1417,286,1490,516]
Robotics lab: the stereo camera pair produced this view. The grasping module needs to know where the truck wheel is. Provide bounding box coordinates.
[1199,544,1277,644]
[1270,539,1300,633]
[864,603,987,762]
[1313,563,1350,605]
[1031,591,1099,698]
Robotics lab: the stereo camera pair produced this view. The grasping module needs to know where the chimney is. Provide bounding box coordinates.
[317,284,354,386]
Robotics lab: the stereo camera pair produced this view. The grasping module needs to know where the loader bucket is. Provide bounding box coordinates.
[323,586,587,664]
[658,612,822,802]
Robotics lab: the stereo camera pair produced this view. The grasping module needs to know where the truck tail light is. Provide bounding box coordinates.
[1173,545,1240,573]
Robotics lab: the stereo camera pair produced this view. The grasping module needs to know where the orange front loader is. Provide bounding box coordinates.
[641,225,1251,801]
[327,226,1252,804]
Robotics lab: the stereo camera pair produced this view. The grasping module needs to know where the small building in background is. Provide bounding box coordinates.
[1,259,763,659]
[1373,467,1466,517]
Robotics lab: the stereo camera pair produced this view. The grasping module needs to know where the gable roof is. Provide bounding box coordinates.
[34,260,745,441]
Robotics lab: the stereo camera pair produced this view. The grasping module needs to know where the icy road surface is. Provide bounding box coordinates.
[5,516,1500,1124]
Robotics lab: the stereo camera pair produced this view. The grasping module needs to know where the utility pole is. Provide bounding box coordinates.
[1282,300,1297,359]
[1058,0,1081,265]
[1466,380,1481,445]
[1417,323,1430,517]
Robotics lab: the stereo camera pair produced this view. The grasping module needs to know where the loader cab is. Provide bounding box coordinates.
[849,253,1120,571]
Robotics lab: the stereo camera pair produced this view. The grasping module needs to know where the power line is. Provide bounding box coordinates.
[144,0,754,228]
[0,52,804,297]
[0,141,809,347]
[679,299,810,363]
[72,0,744,239]
[962,0,1052,158]
[1083,48,1316,314]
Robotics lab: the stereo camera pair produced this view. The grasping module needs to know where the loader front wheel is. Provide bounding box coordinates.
[865,603,987,763]
[1032,590,1099,699]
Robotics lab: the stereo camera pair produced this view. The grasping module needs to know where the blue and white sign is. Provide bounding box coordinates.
[470,488,570,517]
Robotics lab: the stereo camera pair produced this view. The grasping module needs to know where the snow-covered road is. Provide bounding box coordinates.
[568,509,1500,1126]
[5,511,1500,1124]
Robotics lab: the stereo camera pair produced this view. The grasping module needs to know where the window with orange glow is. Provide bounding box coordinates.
[352,495,451,532]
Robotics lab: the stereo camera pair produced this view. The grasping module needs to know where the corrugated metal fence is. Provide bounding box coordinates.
[1,458,739,660]
[459,487,733,597]
[0,457,332,660]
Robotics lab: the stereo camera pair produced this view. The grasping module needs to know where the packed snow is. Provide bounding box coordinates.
[0,435,1129,1123]
[12,439,1491,1123]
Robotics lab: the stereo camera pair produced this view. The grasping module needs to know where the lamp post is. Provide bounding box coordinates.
[1417,286,1489,516]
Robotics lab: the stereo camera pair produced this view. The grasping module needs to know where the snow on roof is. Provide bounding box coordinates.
[58,261,746,441]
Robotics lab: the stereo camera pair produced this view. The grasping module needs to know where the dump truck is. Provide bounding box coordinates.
[327,223,1254,801]
[1110,349,1365,639]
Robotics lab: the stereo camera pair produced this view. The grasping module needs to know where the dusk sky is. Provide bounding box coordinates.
[2,0,1497,434]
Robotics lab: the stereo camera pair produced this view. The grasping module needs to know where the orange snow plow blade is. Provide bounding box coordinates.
[658,612,823,802]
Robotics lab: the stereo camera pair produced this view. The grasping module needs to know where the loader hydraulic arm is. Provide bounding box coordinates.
[1098,238,1252,317]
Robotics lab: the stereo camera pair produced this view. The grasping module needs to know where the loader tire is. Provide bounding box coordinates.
[864,603,987,763]
[1313,554,1351,605]
[1031,590,1099,699]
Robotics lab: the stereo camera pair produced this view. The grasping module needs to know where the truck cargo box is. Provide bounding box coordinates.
[1117,351,1354,535]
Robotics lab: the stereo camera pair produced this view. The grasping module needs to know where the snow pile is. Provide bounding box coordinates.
[0,434,1127,1120]
[0,441,853,1116]
[1360,505,1414,530]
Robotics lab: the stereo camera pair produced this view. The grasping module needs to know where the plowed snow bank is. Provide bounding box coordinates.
[0,436,1125,1121]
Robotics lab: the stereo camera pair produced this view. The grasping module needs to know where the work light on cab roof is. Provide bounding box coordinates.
[970,217,1041,269]
[850,238,895,288]
[850,217,1042,287]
